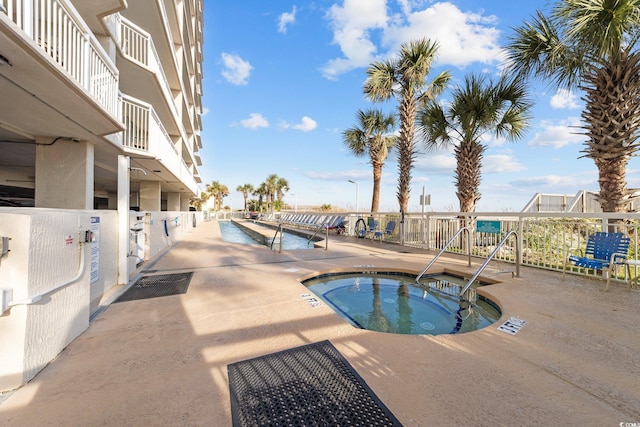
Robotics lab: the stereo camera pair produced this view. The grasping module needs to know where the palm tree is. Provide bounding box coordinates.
[253,183,268,212]
[505,0,640,213]
[419,73,532,212]
[264,174,278,211]
[343,109,397,212]
[189,191,209,211]
[206,181,229,211]
[275,177,289,203]
[236,183,254,211]
[364,38,451,214]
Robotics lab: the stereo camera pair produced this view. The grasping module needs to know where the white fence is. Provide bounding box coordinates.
[259,211,640,283]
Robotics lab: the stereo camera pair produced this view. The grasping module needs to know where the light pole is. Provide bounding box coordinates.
[290,193,297,212]
[348,180,359,213]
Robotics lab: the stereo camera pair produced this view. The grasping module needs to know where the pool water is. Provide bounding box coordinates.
[219,220,316,250]
[302,272,501,335]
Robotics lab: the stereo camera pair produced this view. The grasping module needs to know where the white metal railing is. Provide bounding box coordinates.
[120,18,148,66]
[118,15,183,141]
[121,95,150,150]
[120,94,197,194]
[2,0,119,117]
[266,211,640,284]
[521,191,603,213]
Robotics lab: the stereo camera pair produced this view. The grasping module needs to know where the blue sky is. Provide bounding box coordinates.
[199,0,640,212]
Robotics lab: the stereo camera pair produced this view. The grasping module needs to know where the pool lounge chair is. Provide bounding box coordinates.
[562,231,630,291]
[374,221,396,241]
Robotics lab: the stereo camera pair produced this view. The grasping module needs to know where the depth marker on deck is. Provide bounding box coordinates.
[498,317,526,335]
[301,293,322,308]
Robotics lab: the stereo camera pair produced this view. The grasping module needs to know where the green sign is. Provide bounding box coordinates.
[477,220,501,233]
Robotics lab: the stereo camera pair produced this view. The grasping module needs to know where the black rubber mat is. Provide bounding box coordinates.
[115,272,193,303]
[227,340,402,426]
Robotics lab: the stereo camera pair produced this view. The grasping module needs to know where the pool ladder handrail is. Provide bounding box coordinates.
[416,227,472,282]
[271,223,284,252]
[458,230,520,297]
[307,223,329,250]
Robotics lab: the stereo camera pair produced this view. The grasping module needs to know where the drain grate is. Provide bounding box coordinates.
[228,340,402,426]
[115,272,193,303]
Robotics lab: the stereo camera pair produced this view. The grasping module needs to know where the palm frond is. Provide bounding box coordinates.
[418,100,453,150]
[556,0,640,59]
[364,60,397,102]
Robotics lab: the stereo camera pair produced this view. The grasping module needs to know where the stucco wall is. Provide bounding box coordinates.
[0,209,91,391]
[145,211,201,260]
[0,208,203,393]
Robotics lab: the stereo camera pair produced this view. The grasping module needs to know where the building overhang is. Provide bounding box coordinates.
[0,17,124,142]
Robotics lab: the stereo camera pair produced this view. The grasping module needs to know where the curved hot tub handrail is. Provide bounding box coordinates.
[458,230,520,297]
[416,227,472,282]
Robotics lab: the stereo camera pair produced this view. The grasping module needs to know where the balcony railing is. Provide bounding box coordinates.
[121,95,198,194]
[2,0,119,117]
[117,15,182,140]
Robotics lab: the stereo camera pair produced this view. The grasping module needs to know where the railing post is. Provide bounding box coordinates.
[325,225,328,251]
[425,213,431,249]
[517,216,524,275]
[83,33,91,91]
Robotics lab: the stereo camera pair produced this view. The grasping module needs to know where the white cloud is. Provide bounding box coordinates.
[322,0,388,79]
[322,1,502,79]
[384,3,501,66]
[280,116,318,132]
[278,6,297,34]
[201,107,210,116]
[414,153,456,174]
[510,175,583,188]
[550,88,580,109]
[221,53,253,85]
[483,154,526,173]
[240,113,269,129]
[293,116,318,132]
[528,117,584,148]
[305,170,370,180]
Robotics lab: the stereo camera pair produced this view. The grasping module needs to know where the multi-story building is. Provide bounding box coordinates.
[0,0,203,209]
[0,0,205,392]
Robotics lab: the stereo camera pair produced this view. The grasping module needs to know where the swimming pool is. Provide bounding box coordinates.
[301,272,501,335]
[219,220,316,250]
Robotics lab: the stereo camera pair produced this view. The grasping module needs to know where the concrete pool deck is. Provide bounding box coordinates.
[1,219,639,426]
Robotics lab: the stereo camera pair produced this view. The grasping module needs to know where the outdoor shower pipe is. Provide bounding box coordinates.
[8,240,86,307]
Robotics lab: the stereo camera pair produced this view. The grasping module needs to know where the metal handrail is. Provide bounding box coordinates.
[307,223,329,250]
[459,230,520,296]
[416,227,471,282]
[270,223,284,252]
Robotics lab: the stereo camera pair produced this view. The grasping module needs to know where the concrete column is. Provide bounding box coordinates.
[139,181,161,212]
[180,195,190,212]
[35,137,94,209]
[167,192,180,211]
[117,155,130,285]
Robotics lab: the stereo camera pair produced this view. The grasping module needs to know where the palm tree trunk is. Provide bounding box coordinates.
[371,161,382,212]
[594,156,629,213]
[397,98,417,213]
[581,52,640,213]
[455,140,484,212]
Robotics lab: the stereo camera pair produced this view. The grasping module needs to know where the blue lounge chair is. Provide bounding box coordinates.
[562,231,630,291]
[366,217,379,238]
[374,221,396,241]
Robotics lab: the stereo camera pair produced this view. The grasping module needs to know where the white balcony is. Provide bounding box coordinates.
[1,0,120,128]
[121,94,197,195]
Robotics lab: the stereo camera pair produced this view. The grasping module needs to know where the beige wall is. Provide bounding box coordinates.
[0,208,204,393]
